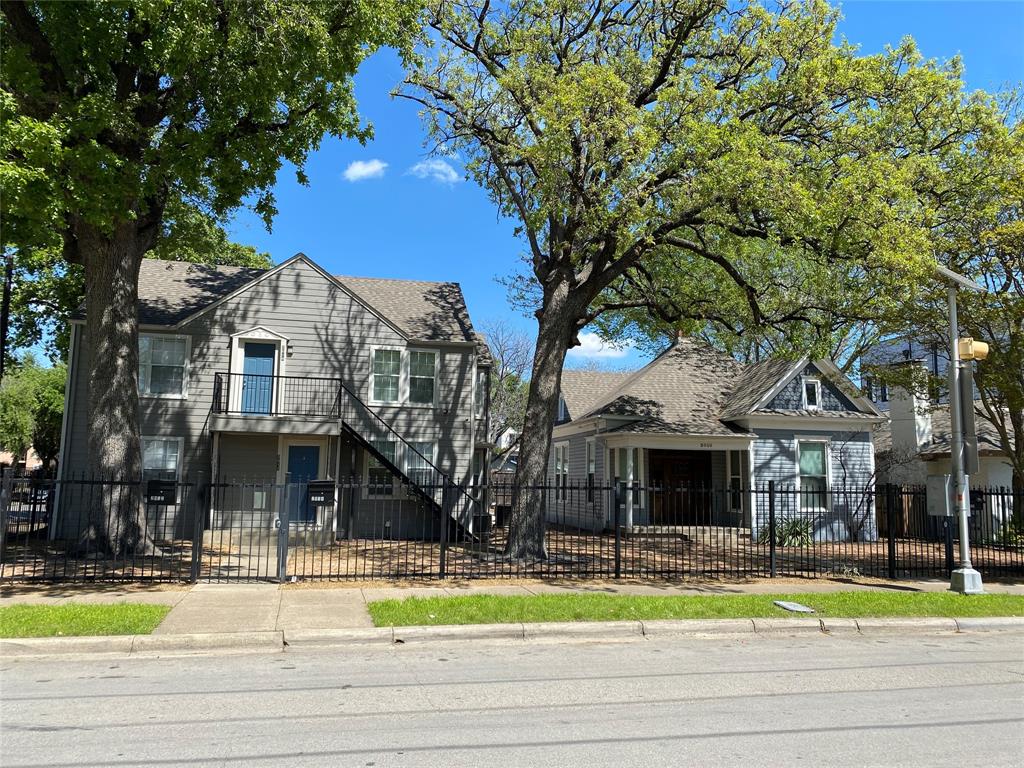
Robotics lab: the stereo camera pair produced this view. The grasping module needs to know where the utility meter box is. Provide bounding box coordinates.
[306,481,336,507]
[926,475,953,517]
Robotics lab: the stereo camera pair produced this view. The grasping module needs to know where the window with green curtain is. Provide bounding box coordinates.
[372,349,401,402]
[798,441,828,511]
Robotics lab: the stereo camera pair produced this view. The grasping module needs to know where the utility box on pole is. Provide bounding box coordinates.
[927,475,953,517]
[958,361,980,476]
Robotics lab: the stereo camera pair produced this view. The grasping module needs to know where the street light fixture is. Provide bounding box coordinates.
[935,264,986,594]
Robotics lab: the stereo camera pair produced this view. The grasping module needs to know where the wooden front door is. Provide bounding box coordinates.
[649,450,712,525]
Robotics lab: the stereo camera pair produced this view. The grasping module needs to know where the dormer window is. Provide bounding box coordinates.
[557,395,569,422]
[803,377,822,410]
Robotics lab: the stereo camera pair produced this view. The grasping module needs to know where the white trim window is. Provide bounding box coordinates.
[474,368,487,418]
[802,377,822,411]
[408,350,437,405]
[797,440,829,512]
[139,335,188,398]
[553,442,569,500]
[142,437,181,481]
[366,440,397,497]
[585,438,596,503]
[371,349,402,403]
[406,441,436,487]
[727,450,744,512]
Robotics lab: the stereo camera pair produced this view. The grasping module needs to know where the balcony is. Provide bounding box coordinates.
[212,372,340,418]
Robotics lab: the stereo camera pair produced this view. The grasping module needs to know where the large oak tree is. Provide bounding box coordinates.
[403,0,1008,558]
[1,0,419,553]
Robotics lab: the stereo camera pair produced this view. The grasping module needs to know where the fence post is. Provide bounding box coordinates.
[189,481,208,583]
[613,483,622,579]
[886,484,897,580]
[438,481,450,579]
[944,517,955,575]
[277,484,290,582]
[768,481,777,578]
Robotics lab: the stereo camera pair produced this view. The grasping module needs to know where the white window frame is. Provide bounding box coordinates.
[557,396,569,422]
[801,376,822,411]
[404,440,436,488]
[585,438,596,504]
[794,437,831,513]
[726,450,744,513]
[369,346,403,405]
[553,441,569,500]
[474,368,487,419]
[363,439,399,498]
[228,327,288,413]
[368,346,440,408]
[406,347,440,408]
[141,436,184,482]
[139,333,191,400]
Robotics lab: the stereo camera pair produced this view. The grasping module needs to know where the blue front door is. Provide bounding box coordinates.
[242,343,276,414]
[286,445,320,524]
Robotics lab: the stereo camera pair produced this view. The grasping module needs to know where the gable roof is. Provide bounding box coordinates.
[335,276,476,343]
[558,338,881,437]
[73,256,478,344]
[75,259,266,326]
[719,357,802,420]
[574,338,749,437]
[559,370,633,421]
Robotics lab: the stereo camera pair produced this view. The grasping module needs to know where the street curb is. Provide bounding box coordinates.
[285,627,394,647]
[0,631,284,658]
[3,617,1022,657]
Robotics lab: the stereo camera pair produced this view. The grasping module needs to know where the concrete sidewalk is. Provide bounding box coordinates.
[3,577,1023,636]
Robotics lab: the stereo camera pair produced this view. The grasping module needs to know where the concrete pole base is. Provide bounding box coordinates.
[950,567,985,595]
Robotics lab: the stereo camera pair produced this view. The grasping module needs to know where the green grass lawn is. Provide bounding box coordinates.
[0,603,172,638]
[368,592,1024,627]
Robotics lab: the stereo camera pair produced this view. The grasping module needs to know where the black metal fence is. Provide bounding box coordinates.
[2,474,1021,583]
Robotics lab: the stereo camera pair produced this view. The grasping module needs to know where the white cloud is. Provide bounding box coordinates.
[407,158,461,184]
[566,332,633,359]
[343,159,388,182]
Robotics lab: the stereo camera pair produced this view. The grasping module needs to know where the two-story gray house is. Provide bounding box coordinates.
[56,254,491,539]
[550,338,885,541]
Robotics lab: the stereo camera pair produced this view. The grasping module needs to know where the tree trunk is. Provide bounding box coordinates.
[506,284,579,560]
[76,220,152,555]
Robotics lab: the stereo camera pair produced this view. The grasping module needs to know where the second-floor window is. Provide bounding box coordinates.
[409,351,436,405]
[139,335,188,397]
[372,349,401,403]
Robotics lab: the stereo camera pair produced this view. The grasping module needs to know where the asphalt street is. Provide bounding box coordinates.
[1,631,1022,767]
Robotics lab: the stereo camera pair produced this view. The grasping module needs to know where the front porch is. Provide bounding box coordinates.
[602,436,753,530]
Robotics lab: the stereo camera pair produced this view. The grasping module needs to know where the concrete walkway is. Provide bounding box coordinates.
[2,577,1022,635]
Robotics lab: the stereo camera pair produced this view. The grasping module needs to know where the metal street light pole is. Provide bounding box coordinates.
[937,266,984,594]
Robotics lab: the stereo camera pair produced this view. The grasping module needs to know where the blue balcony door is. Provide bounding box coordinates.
[286,444,320,524]
[241,343,276,414]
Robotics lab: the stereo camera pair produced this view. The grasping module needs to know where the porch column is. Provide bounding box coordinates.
[625,446,634,528]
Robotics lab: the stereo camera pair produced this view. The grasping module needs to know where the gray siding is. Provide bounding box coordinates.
[59,259,483,541]
[765,363,859,412]
[751,427,876,542]
[61,259,482,487]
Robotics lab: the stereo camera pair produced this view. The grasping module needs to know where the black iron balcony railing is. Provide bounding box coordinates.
[211,372,477,526]
[212,372,340,418]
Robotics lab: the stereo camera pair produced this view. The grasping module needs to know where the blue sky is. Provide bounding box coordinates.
[225,0,1024,369]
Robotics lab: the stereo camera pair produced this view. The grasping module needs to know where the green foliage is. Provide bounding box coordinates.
[1,1,419,366]
[0,355,66,467]
[757,517,815,548]
[8,196,273,362]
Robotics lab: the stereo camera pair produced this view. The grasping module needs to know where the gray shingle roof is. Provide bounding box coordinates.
[875,406,1011,458]
[335,276,476,343]
[77,258,478,344]
[719,357,801,420]
[108,259,266,325]
[559,370,633,421]
[579,338,749,437]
